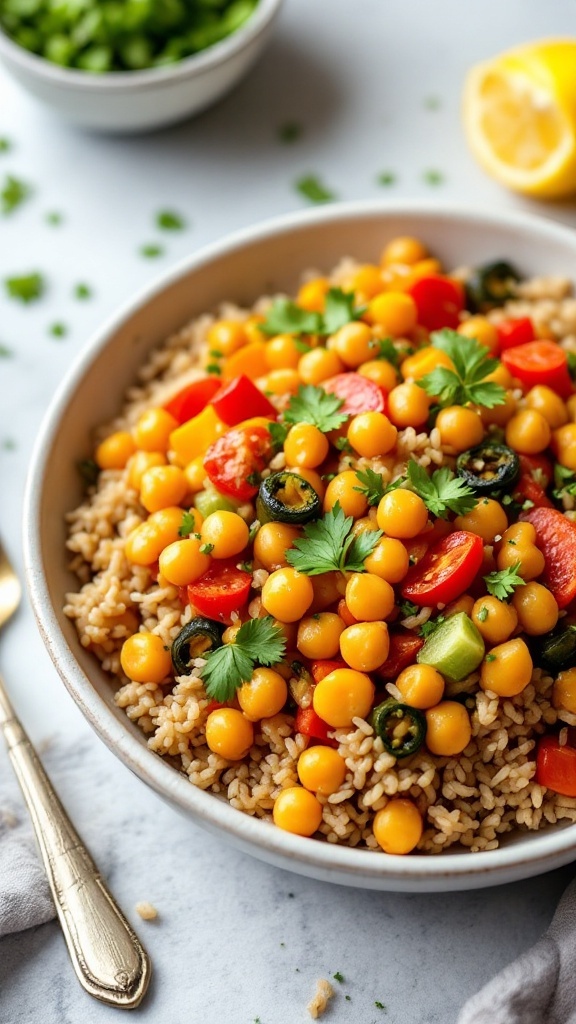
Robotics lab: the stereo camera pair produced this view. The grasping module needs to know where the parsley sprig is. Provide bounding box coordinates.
[1,174,31,215]
[406,460,477,519]
[553,463,576,502]
[483,562,526,601]
[261,287,364,338]
[286,503,382,576]
[4,272,45,303]
[354,467,405,506]
[201,617,286,702]
[284,384,348,432]
[418,330,506,409]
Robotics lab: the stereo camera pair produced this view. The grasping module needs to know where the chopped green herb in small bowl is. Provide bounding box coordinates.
[0,0,283,132]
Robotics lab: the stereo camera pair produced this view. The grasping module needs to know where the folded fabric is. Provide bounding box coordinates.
[0,799,55,938]
[458,874,576,1024]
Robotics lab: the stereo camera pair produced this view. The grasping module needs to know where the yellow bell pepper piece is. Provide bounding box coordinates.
[223,341,269,381]
[169,405,225,467]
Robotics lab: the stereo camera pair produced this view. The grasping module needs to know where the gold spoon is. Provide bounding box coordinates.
[0,537,151,1008]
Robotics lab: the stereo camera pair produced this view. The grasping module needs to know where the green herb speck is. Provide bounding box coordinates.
[375,1001,386,1010]
[486,653,497,663]
[0,343,13,357]
[278,120,303,143]
[49,322,68,338]
[423,169,444,186]
[74,282,92,300]
[139,243,164,259]
[295,175,336,204]
[333,972,344,984]
[2,438,16,450]
[424,96,441,110]
[377,171,396,186]
[156,210,186,231]
[1,174,31,215]
[4,272,45,304]
[345,995,351,1002]
[45,211,63,226]
[78,459,99,486]
[0,138,11,153]
[205,363,222,376]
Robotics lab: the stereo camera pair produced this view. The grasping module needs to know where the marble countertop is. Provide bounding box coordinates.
[2,2,576,1021]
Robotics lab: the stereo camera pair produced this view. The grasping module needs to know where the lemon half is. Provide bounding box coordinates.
[463,39,576,198]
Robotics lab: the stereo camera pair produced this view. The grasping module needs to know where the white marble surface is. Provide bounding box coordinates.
[1,1,576,1021]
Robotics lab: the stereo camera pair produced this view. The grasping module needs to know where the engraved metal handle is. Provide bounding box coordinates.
[0,677,151,1009]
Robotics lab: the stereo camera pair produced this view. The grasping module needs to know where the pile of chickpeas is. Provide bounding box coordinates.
[89,233,576,855]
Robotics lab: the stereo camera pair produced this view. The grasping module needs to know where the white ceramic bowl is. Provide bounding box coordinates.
[24,200,576,891]
[0,0,282,132]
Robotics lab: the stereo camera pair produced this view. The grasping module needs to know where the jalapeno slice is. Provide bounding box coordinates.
[256,471,321,525]
[371,698,426,759]
[171,617,225,675]
[465,260,521,313]
[456,442,520,496]
[532,626,576,674]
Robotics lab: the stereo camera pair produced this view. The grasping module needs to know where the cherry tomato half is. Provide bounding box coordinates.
[375,631,425,681]
[187,560,252,619]
[211,375,277,426]
[407,275,465,332]
[400,530,484,607]
[496,317,535,352]
[321,373,385,416]
[536,735,576,797]
[203,424,272,500]
[501,341,573,399]
[521,506,576,608]
[164,377,222,424]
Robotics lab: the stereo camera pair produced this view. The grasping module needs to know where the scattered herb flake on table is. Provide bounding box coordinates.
[2,438,16,450]
[45,211,63,226]
[1,174,31,215]
[0,343,13,357]
[423,168,445,185]
[4,272,45,303]
[0,137,11,153]
[155,210,186,231]
[139,244,164,259]
[74,282,92,300]
[49,322,68,338]
[377,171,396,186]
[424,96,441,110]
[295,174,336,204]
[278,120,303,143]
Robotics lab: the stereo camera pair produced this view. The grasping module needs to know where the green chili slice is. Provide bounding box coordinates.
[371,698,426,759]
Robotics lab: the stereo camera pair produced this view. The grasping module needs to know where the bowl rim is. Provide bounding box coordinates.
[24,198,576,887]
[0,0,282,91]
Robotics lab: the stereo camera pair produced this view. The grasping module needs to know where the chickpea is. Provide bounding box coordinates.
[310,572,346,614]
[95,430,136,470]
[331,322,375,368]
[339,621,390,672]
[347,263,385,301]
[472,596,518,645]
[366,292,418,335]
[479,638,533,697]
[396,664,445,709]
[373,800,423,855]
[313,667,375,727]
[205,708,254,760]
[120,632,171,684]
[273,787,323,836]
[284,422,329,468]
[297,613,344,660]
[479,391,517,428]
[297,277,329,313]
[184,455,208,493]
[525,386,568,429]
[457,316,499,354]
[381,236,428,267]
[364,537,410,583]
[237,668,288,722]
[567,395,576,423]
[133,408,178,453]
[496,537,545,581]
[505,409,551,455]
[387,382,430,428]
[512,582,559,636]
[324,471,368,518]
[264,369,302,395]
[553,668,576,714]
[345,573,395,621]
[436,406,484,453]
[425,702,472,756]
[298,347,344,385]
[158,537,211,586]
[127,450,166,490]
[377,489,428,539]
[401,346,454,381]
[444,593,475,618]
[140,465,188,513]
[357,359,398,392]
[261,567,314,622]
[265,334,302,370]
[347,411,397,458]
[253,522,301,571]
[200,510,249,559]
[552,423,576,471]
[454,498,508,544]
[206,319,247,356]
[297,746,347,795]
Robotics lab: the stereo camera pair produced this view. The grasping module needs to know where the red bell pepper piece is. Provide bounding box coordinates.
[401,530,484,607]
[519,454,554,490]
[514,474,554,509]
[407,275,465,331]
[211,375,277,426]
[311,659,347,684]
[521,506,576,608]
[496,317,535,352]
[294,706,337,746]
[164,377,222,424]
[376,631,425,682]
[187,560,252,620]
[501,341,573,399]
[536,735,576,797]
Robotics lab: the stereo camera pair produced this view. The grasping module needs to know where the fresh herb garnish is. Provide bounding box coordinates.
[332,972,345,984]
[199,543,214,555]
[484,562,526,601]
[295,174,336,204]
[377,171,396,186]
[354,467,405,506]
[423,169,444,185]
[0,138,11,153]
[45,211,63,226]
[286,503,382,576]
[178,510,197,538]
[567,352,576,382]
[399,599,420,618]
[477,606,489,623]
[156,210,186,231]
[4,272,45,303]
[205,363,222,375]
[375,1002,387,1011]
[200,617,286,702]
[1,174,31,215]
[419,614,446,638]
[418,330,506,409]
[48,322,68,338]
[78,458,100,486]
[369,336,401,368]
[74,282,92,300]
[268,421,289,450]
[553,463,576,501]
[278,121,303,143]
[335,436,353,454]
[485,653,497,663]
[2,438,16,451]
[284,384,348,432]
[0,344,13,357]
[139,243,164,258]
[261,287,364,338]
[424,96,441,110]
[406,460,477,519]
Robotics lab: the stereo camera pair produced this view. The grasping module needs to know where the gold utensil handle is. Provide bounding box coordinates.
[0,678,151,1009]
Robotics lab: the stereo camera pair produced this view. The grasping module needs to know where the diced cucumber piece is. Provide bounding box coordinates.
[194,485,240,518]
[417,612,485,682]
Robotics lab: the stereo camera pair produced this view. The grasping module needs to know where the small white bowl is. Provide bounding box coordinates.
[24,201,576,891]
[0,0,283,132]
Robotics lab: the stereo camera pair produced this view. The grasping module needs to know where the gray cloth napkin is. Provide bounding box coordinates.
[458,874,576,1024]
[0,802,55,938]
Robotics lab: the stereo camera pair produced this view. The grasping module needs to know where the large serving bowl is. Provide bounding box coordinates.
[24,200,576,891]
[0,0,283,132]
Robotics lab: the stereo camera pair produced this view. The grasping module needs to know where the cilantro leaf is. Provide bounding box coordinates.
[419,614,446,638]
[156,210,186,231]
[0,138,11,153]
[406,460,477,519]
[4,272,45,303]
[260,299,320,337]
[354,467,405,506]
[399,599,419,618]
[553,463,576,501]
[418,330,506,409]
[483,562,526,601]
[284,384,347,432]
[74,282,92,300]
[201,617,287,702]
[139,243,164,258]
[286,503,382,575]
[1,174,31,215]
[322,288,365,334]
[369,336,401,368]
[295,175,336,204]
[268,421,289,450]
[178,510,197,538]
